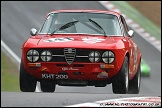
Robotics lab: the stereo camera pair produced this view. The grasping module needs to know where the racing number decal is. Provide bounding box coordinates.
[82,37,105,44]
[44,37,74,42]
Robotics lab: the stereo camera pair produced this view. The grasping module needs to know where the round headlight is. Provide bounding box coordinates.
[102,51,115,64]
[89,51,100,62]
[40,50,52,62]
[27,49,39,62]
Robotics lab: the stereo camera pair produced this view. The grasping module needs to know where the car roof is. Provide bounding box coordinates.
[47,10,121,18]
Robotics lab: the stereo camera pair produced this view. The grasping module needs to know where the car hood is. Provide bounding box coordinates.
[36,34,124,49]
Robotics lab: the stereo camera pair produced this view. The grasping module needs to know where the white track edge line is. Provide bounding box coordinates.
[1,40,21,63]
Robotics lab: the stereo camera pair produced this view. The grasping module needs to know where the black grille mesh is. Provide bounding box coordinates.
[35,48,105,63]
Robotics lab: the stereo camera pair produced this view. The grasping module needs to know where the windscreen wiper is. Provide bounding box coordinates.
[50,20,79,36]
[88,18,107,36]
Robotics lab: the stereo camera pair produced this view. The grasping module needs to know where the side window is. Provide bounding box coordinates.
[120,15,129,36]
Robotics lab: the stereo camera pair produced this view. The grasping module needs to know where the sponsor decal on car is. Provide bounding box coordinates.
[62,67,79,71]
[44,37,74,42]
[97,71,108,78]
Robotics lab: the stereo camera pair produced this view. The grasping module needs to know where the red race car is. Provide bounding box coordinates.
[20,10,142,94]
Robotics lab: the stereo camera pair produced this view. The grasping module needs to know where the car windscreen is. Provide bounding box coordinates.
[39,12,122,36]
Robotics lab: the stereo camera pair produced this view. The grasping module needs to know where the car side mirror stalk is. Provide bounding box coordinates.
[30,28,37,36]
[128,30,134,37]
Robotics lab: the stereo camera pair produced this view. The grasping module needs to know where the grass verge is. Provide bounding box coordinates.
[1,51,20,92]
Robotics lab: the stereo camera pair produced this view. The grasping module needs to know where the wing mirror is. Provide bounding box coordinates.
[128,30,134,37]
[30,28,37,36]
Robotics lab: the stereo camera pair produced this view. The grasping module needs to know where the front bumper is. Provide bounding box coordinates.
[25,62,119,80]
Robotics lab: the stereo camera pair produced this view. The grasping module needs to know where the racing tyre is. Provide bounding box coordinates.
[112,56,129,94]
[20,59,37,92]
[128,60,141,94]
[40,80,56,92]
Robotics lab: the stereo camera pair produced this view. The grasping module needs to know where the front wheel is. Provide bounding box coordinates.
[20,59,37,92]
[40,80,56,92]
[112,56,129,94]
[128,60,141,94]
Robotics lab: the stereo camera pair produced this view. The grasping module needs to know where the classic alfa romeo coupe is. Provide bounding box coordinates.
[20,10,141,94]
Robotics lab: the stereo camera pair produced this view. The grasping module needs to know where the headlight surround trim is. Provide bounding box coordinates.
[102,51,115,64]
[89,51,100,63]
[40,50,52,62]
[27,49,39,62]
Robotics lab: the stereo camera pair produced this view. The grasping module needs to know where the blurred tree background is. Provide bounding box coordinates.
[127,1,161,28]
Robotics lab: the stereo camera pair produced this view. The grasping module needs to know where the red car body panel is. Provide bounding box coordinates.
[22,35,141,80]
[21,10,141,83]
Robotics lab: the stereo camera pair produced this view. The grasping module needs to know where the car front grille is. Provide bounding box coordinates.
[64,48,76,65]
[36,48,104,64]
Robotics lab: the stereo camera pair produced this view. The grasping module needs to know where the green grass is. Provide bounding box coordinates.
[1,51,20,92]
[110,1,161,41]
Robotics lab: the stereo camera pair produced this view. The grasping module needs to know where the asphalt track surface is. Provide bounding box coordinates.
[1,1,161,107]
